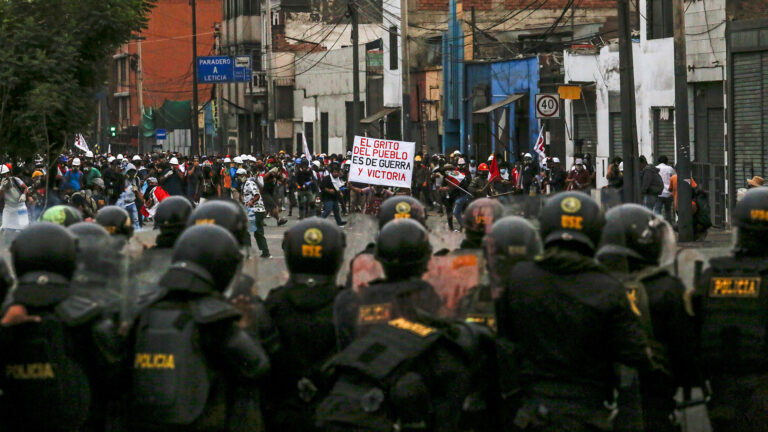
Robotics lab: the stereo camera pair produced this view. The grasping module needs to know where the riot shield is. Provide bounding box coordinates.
[422,249,486,317]
[340,213,381,293]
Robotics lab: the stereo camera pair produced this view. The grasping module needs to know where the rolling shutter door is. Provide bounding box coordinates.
[732,52,765,181]
[574,113,597,156]
[610,113,623,159]
[653,108,675,162]
[707,108,725,165]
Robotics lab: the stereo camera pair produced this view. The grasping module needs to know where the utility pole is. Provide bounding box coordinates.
[673,0,694,241]
[136,35,145,153]
[266,0,275,153]
[400,0,410,141]
[617,0,639,204]
[471,7,477,59]
[191,0,200,155]
[350,0,360,148]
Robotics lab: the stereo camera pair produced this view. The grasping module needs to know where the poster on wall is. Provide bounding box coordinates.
[348,136,415,188]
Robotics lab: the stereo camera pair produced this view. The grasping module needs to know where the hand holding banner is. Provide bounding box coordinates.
[348,136,415,189]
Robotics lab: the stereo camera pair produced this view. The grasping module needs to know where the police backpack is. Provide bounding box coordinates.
[0,300,101,430]
[316,318,493,431]
[130,297,240,425]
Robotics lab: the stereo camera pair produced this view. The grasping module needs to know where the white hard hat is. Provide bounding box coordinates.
[240,154,247,160]
[233,157,243,164]
[488,155,494,161]
[85,151,94,158]
[552,157,561,163]
[132,155,141,161]
[223,157,231,163]
[312,160,321,168]
[618,162,624,171]
[524,153,532,158]
[72,158,81,166]
[117,154,123,160]
[0,165,9,175]
[458,158,466,165]
[236,168,247,175]
[575,158,584,165]
[107,156,116,163]
[169,157,179,165]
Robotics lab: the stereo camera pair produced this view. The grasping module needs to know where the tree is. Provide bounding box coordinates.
[0,0,154,163]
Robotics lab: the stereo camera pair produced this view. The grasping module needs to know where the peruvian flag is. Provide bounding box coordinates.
[140,185,170,218]
[534,125,547,165]
[445,171,465,187]
[488,156,501,182]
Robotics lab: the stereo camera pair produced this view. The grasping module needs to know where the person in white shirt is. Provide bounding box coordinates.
[238,168,271,258]
[654,155,676,221]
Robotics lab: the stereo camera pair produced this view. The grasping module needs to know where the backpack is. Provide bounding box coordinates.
[647,169,665,195]
[201,177,216,196]
[0,312,92,430]
[693,186,712,230]
[131,305,212,425]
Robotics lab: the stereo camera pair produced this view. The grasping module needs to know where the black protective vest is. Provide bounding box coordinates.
[699,256,768,374]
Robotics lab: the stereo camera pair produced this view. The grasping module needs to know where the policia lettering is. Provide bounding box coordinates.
[134,353,176,369]
[6,363,55,379]
[710,277,761,298]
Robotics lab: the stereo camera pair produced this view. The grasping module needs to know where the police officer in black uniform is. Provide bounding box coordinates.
[334,218,442,350]
[187,200,250,250]
[694,187,768,431]
[262,218,346,431]
[596,204,699,432]
[69,221,124,305]
[128,224,270,431]
[496,192,656,432]
[153,195,194,248]
[0,223,122,432]
[460,197,505,250]
[95,205,134,244]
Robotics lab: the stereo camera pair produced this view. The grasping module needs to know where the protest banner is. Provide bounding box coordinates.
[348,136,415,188]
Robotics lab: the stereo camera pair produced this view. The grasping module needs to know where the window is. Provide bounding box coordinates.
[648,0,673,40]
[389,26,398,70]
[243,0,260,16]
[117,96,130,128]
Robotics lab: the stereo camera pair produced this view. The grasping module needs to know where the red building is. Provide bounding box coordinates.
[105,0,221,152]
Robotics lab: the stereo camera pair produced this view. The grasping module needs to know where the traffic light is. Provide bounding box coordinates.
[109,126,117,137]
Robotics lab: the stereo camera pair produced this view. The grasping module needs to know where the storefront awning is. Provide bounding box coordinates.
[473,94,525,114]
[360,107,400,124]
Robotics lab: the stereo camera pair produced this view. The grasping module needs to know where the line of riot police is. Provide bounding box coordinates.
[0,188,766,431]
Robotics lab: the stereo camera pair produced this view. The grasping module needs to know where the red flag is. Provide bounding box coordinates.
[445,171,465,187]
[488,156,501,182]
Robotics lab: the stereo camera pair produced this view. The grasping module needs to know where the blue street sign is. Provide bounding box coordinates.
[155,128,167,140]
[233,55,252,83]
[197,56,234,83]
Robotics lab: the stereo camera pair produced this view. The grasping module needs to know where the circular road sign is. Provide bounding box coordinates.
[535,93,560,118]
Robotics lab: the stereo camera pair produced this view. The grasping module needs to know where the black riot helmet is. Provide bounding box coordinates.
[597,204,671,268]
[483,216,542,275]
[733,187,768,254]
[462,198,505,247]
[163,224,242,291]
[282,217,346,277]
[95,206,134,238]
[187,200,249,247]
[378,196,427,229]
[376,219,432,280]
[12,222,77,279]
[539,191,604,256]
[69,222,111,244]
[155,196,194,231]
[41,205,83,227]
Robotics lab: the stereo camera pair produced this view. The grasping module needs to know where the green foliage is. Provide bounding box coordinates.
[0,0,155,161]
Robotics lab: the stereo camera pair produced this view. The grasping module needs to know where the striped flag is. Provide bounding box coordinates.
[534,126,546,165]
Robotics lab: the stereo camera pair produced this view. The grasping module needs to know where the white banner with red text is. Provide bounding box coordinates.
[348,136,415,189]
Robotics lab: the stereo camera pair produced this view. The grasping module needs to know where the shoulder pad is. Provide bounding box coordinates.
[191,296,241,324]
[55,295,103,326]
[136,287,166,311]
[634,266,670,282]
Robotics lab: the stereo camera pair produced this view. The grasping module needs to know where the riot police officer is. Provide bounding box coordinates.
[128,224,270,431]
[496,192,655,432]
[596,204,699,432]
[95,205,134,240]
[263,218,346,431]
[334,218,441,349]
[153,195,193,248]
[0,223,121,431]
[69,221,123,302]
[460,197,504,250]
[694,187,768,431]
[459,216,542,330]
[187,199,250,249]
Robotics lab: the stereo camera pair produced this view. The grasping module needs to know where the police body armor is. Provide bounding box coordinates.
[131,295,243,427]
[317,318,493,432]
[0,273,118,431]
[699,257,768,374]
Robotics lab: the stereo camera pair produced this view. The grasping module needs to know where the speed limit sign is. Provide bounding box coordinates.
[535,93,560,119]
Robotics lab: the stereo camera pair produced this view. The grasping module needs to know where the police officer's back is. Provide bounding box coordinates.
[460,198,504,250]
[0,223,120,432]
[695,187,768,431]
[335,218,441,349]
[153,196,193,248]
[128,225,269,431]
[496,192,653,432]
[263,218,345,431]
[596,204,699,432]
